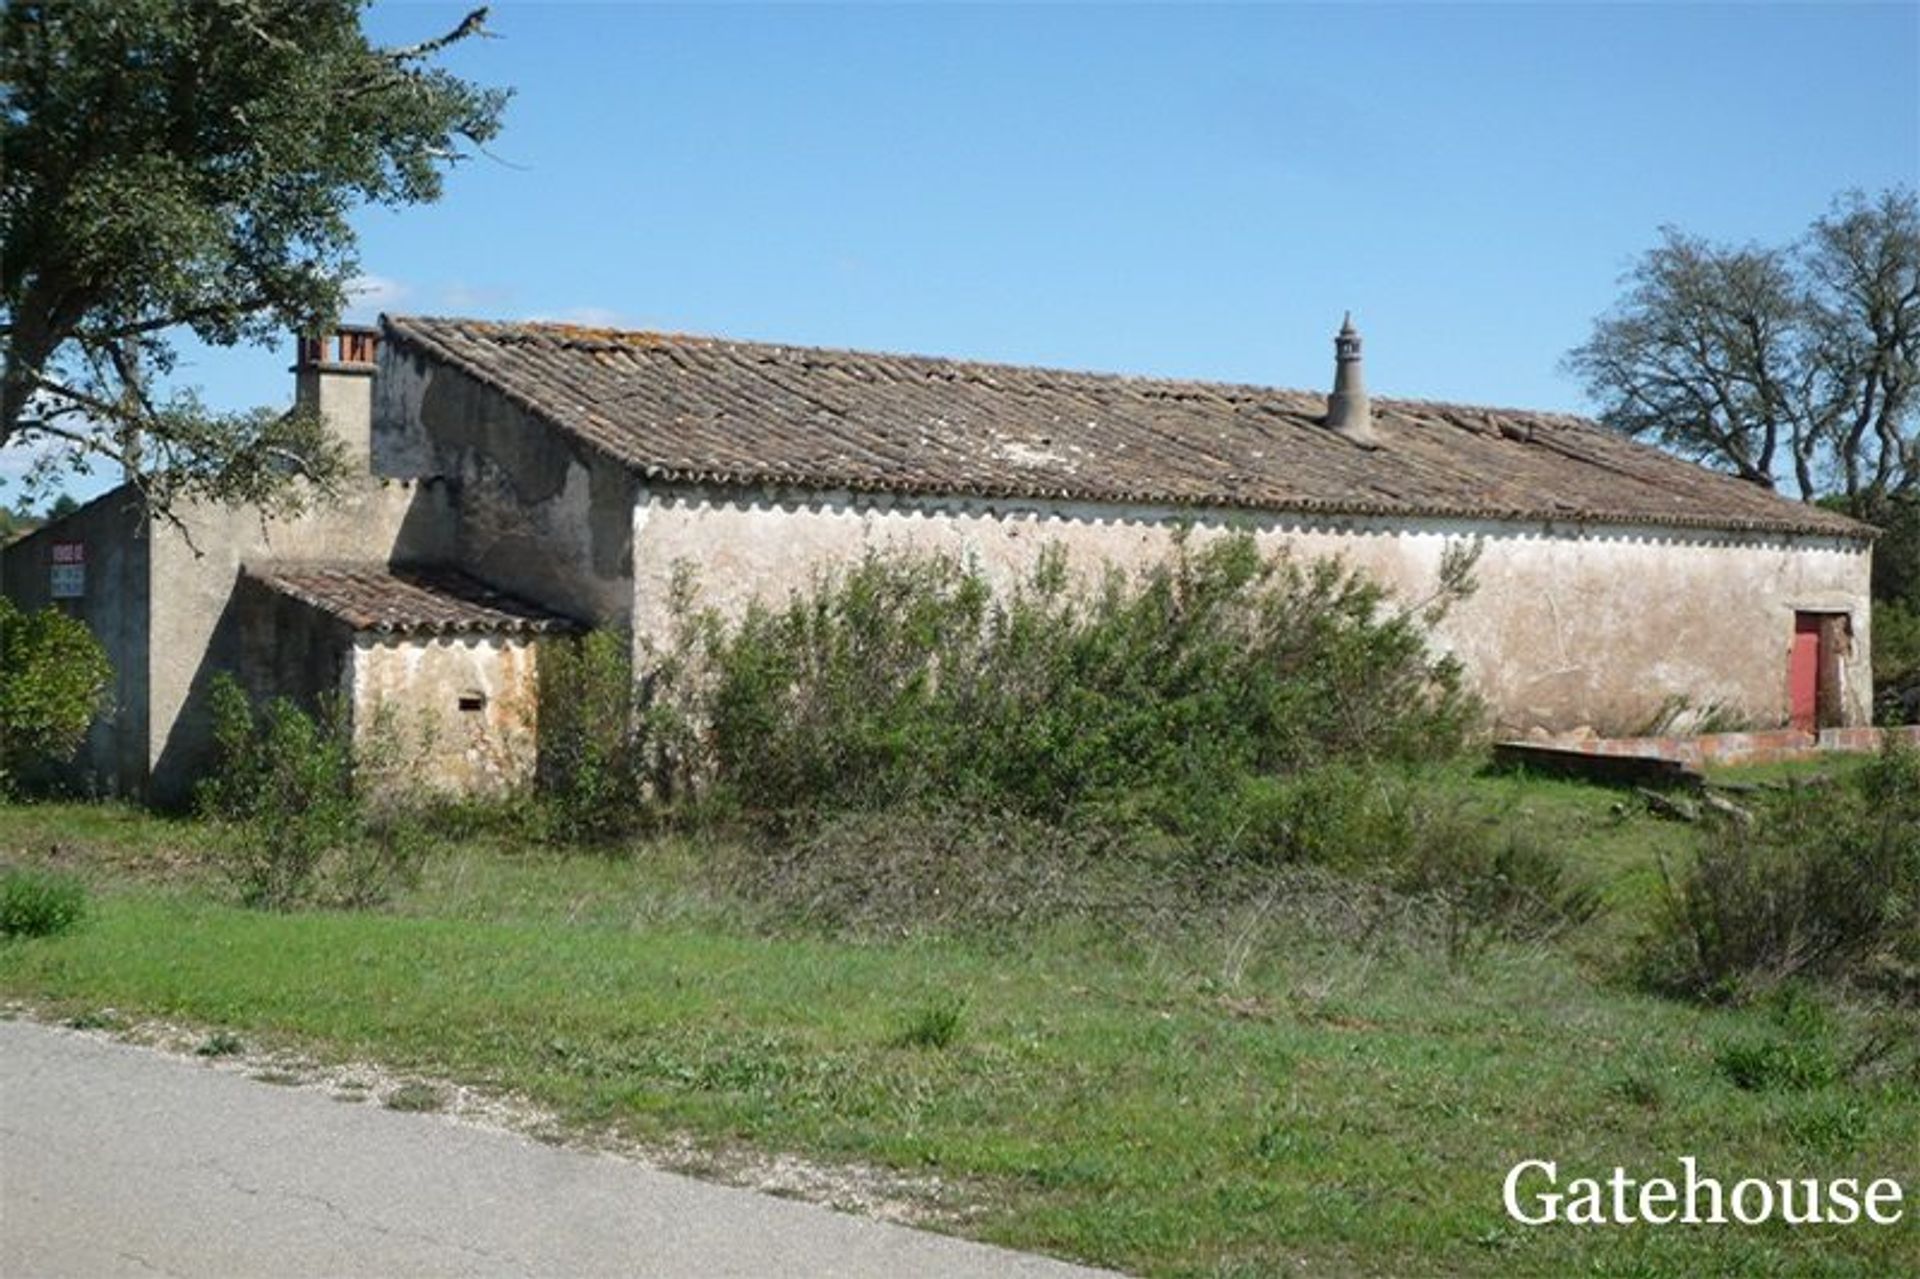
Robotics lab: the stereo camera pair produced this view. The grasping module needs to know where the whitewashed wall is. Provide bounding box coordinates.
[347,634,540,794]
[629,487,1873,736]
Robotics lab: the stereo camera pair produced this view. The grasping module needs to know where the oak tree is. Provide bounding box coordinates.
[1566,189,1918,511]
[0,1,508,515]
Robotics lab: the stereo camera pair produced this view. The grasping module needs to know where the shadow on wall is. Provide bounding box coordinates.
[148,488,456,809]
[150,583,248,809]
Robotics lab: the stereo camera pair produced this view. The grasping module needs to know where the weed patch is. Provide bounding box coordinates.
[1714,1036,1839,1092]
[63,1007,121,1031]
[384,1081,445,1112]
[891,998,966,1050]
[0,866,86,938]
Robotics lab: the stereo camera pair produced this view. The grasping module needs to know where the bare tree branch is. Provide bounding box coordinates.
[379,7,492,63]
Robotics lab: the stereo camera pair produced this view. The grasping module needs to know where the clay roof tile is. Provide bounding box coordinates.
[243,563,577,637]
[379,315,1873,540]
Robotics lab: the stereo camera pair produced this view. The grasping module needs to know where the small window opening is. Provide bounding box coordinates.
[457,690,487,713]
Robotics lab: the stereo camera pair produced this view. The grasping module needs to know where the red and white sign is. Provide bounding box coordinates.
[50,541,84,598]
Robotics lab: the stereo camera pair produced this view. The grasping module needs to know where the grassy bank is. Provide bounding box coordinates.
[2,766,1916,1277]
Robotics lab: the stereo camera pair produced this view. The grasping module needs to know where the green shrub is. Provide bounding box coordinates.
[682,533,1481,828]
[0,866,87,938]
[1645,742,1920,1000]
[197,675,425,910]
[0,597,112,791]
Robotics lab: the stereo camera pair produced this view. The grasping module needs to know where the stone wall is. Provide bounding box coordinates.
[374,344,636,628]
[628,486,1875,737]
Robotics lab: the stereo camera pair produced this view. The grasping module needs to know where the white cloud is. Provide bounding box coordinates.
[524,305,626,329]
[344,273,409,319]
[438,281,516,313]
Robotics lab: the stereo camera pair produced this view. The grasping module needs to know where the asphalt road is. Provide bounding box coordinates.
[0,1019,1108,1278]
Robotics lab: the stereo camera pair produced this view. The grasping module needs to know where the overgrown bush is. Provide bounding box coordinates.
[536,622,698,844]
[515,535,1608,948]
[513,536,1612,955]
[0,597,112,792]
[683,533,1482,828]
[536,628,644,843]
[1872,600,1920,725]
[1645,743,1920,1001]
[0,866,87,938]
[197,675,425,910]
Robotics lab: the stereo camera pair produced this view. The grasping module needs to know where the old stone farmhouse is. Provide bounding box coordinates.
[1,315,1876,802]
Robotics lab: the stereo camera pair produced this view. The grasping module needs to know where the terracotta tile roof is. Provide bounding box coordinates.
[382,316,1872,540]
[244,563,576,636]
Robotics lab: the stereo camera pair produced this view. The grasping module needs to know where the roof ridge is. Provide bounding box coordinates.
[376,314,1875,541]
[386,314,1577,421]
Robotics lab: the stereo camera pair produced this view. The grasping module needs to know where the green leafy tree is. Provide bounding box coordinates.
[1566,189,1918,509]
[0,1,508,516]
[0,597,112,790]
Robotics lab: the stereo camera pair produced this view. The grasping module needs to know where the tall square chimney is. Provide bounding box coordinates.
[293,324,380,470]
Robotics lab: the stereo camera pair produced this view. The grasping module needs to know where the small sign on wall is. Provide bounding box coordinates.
[50,541,84,599]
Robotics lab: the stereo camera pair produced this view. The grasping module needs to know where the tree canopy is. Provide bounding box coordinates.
[1565,189,1918,511]
[0,0,508,516]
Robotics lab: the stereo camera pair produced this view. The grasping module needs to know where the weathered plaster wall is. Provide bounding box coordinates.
[0,487,151,795]
[629,488,1874,736]
[346,634,540,794]
[374,347,635,628]
[143,475,452,804]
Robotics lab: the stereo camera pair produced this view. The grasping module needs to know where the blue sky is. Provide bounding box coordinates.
[22,1,1920,506]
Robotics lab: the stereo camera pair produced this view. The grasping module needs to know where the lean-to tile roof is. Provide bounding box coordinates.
[244,563,576,636]
[382,316,1872,539]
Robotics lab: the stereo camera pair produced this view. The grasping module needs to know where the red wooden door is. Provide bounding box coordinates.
[1789,613,1821,732]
